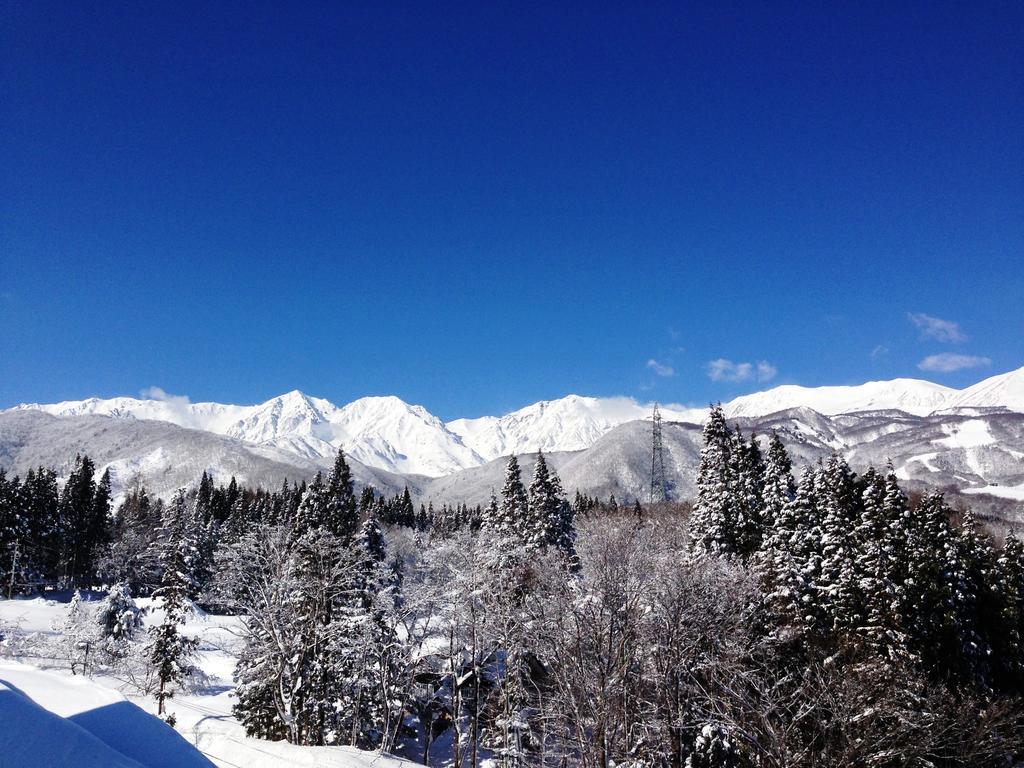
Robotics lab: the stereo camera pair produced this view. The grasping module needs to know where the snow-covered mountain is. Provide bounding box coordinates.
[722,378,957,418]
[942,367,1024,413]
[7,366,1024,478]
[11,395,251,433]
[12,391,480,478]
[447,396,704,462]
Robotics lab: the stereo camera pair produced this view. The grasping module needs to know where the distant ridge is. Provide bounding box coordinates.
[7,365,1023,478]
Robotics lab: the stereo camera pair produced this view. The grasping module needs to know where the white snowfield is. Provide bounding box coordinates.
[0,597,418,768]
[8,365,1024,477]
[0,661,212,768]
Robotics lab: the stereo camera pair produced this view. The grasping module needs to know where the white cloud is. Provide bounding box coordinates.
[139,386,198,426]
[707,359,750,382]
[646,359,675,378]
[140,386,193,410]
[756,361,778,382]
[706,358,777,383]
[917,353,991,373]
[871,344,890,359]
[908,312,967,343]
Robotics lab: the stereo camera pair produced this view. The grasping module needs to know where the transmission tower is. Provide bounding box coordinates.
[649,403,669,503]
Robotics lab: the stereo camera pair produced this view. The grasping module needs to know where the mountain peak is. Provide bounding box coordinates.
[724,377,956,418]
[5,365,1024,479]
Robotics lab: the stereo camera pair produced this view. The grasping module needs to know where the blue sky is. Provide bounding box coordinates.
[2,2,1021,419]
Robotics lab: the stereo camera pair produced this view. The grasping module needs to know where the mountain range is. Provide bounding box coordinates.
[2,366,1023,515]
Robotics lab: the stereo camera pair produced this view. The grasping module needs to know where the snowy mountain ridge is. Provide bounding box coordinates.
[8,366,1024,477]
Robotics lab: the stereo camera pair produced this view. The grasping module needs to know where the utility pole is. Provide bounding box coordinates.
[649,403,669,504]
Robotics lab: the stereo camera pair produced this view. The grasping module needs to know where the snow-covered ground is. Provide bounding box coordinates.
[0,596,419,768]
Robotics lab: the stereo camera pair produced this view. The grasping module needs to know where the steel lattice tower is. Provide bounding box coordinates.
[649,403,669,503]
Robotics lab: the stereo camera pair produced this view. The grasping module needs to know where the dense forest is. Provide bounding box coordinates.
[2,405,1024,765]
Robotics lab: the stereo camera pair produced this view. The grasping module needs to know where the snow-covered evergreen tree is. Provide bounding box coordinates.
[902,492,967,680]
[729,427,765,557]
[22,467,61,581]
[954,508,993,682]
[337,516,406,748]
[325,450,359,543]
[59,454,96,586]
[488,456,528,542]
[759,432,795,538]
[691,405,735,555]
[545,468,577,561]
[95,581,144,661]
[816,455,862,633]
[992,532,1024,688]
[101,487,161,596]
[526,452,553,551]
[396,486,416,529]
[847,464,913,662]
[526,452,574,556]
[294,471,328,536]
[0,469,28,595]
[148,489,200,724]
[769,466,824,632]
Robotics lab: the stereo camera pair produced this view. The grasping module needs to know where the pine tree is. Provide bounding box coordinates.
[817,455,862,633]
[954,508,993,683]
[992,533,1024,689]
[23,467,60,582]
[59,454,96,586]
[195,472,214,522]
[358,486,376,518]
[853,467,908,657]
[325,450,359,543]
[760,432,795,539]
[397,487,416,529]
[190,495,217,599]
[148,490,199,723]
[491,456,528,542]
[102,487,161,596]
[729,427,765,557]
[903,493,965,680]
[0,470,27,595]
[339,516,404,748]
[882,464,911,599]
[768,466,824,632]
[526,453,554,551]
[546,469,576,560]
[483,491,500,532]
[88,468,113,567]
[96,581,144,661]
[691,405,735,555]
[295,471,328,536]
[225,476,240,515]
[227,525,351,746]
[525,454,575,559]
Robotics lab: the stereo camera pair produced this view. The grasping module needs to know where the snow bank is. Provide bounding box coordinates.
[195,732,420,768]
[0,678,145,768]
[0,661,214,767]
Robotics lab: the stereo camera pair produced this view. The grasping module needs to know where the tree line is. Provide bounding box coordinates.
[3,421,1024,765]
